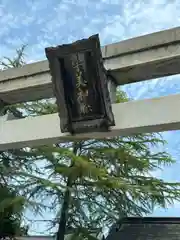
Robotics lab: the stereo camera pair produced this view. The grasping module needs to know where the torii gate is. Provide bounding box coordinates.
[0,26,180,151]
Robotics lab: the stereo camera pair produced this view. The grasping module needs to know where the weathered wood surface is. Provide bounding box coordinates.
[45,34,115,134]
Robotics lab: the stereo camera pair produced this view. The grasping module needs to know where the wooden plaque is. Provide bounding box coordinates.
[45,34,115,134]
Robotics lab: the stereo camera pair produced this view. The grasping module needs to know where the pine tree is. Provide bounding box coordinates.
[0,184,27,239]
[0,45,41,238]
[1,46,180,240]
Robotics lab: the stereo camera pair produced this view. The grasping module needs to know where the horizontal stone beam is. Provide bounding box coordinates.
[0,27,180,104]
[0,93,180,150]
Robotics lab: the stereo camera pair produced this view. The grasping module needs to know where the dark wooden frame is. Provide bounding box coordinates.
[45,34,115,134]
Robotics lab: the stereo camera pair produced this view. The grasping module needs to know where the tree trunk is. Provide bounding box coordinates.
[56,143,80,240]
[56,177,72,240]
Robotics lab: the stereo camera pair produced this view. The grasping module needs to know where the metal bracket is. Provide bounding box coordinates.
[106,70,118,104]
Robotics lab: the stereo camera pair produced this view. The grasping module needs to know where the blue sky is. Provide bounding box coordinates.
[1,0,180,235]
